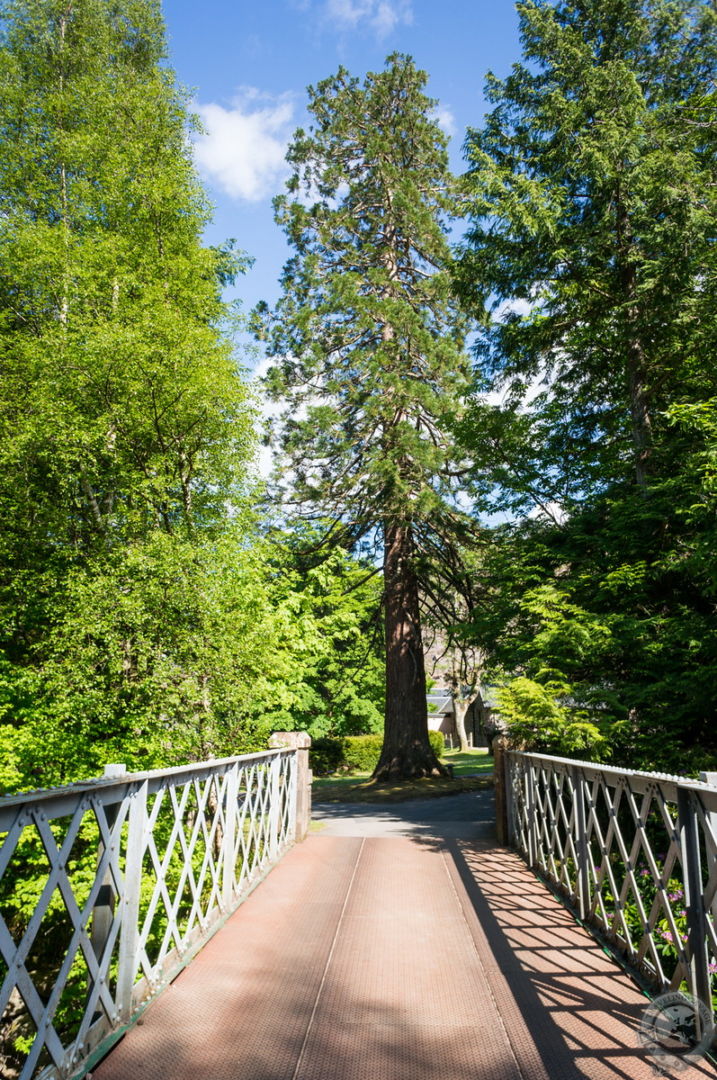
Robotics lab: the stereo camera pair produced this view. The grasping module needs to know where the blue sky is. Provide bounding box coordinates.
[162,0,523,350]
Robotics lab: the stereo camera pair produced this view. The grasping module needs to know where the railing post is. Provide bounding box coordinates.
[223,764,238,910]
[677,785,712,1023]
[269,732,312,841]
[90,765,127,1018]
[116,779,147,1024]
[571,765,591,922]
[505,752,517,846]
[268,754,281,858]
[526,761,537,867]
[699,771,717,846]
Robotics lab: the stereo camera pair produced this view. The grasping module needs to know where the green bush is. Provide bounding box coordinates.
[309,737,345,776]
[343,734,383,771]
[309,730,446,776]
[428,729,445,757]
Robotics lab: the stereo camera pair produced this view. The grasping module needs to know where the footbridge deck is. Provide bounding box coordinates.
[90,793,710,1080]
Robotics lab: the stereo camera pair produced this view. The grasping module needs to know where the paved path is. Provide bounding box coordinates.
[92,793,713,1080]
[310,788,495,840]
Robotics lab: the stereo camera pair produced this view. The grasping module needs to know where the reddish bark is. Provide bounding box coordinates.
[373,522,446,780]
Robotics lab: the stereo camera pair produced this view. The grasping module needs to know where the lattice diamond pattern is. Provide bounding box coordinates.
[0,796,128,1079]
[0,749,299,1080]
[508,753,717,1020]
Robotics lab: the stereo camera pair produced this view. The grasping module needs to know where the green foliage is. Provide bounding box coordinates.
[260,55,470,536]
[428,729,445,758]
[465,502,717,770]
[343,735,385,773]
[0,0,272,792]
[459,0,717,499]
[0,1,402,795]
[497,677,605,758]
[259,537,384,740]
[309,736,346,776]
[0,525,388,793]
[457,0,717,769]
[1,531,301,789]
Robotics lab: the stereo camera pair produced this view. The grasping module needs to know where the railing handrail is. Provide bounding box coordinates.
[0,748,291,811]
[509,749,717,793]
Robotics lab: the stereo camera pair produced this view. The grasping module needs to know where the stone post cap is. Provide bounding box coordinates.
[103,763,128,779]
[269,731,311,750]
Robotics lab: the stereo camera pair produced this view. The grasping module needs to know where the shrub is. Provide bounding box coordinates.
[497,676,605,759]
[428,729,445,757]
[343,734,383,772]
[309,737,345,776]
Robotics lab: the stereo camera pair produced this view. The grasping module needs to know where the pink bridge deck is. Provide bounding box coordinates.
[91,834,713,1080]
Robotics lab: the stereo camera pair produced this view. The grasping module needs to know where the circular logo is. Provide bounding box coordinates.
[638,991,715,1073]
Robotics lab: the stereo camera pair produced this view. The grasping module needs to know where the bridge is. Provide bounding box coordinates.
[1,736,716,1079]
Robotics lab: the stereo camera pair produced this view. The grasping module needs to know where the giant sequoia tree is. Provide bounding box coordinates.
[259,55,470,778]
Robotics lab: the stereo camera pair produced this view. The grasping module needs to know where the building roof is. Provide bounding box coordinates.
[427,685,501,713]
[426,692,453,715]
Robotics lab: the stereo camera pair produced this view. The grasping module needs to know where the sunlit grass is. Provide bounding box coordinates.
[443,748,494,776]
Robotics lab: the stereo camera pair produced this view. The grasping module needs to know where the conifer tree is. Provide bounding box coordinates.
[259,55,470,778]
[456,0,717,768]
[458,0,717,502]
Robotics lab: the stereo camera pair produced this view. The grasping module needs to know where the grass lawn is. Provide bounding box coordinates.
[312,747,494,804]
[443,748,495,777]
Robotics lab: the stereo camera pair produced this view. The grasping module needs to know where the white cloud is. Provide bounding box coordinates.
[433,106,456,137]
[193,89,295,202]
[494,296,534,321]
[323,0,412,38]
[250,356,281,479]
[483,370,548,411]
[528,501,568,525]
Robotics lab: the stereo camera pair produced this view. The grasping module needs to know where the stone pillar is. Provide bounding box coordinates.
[493,738,510,847]
[269,731,312,842]
[699,771,717,849]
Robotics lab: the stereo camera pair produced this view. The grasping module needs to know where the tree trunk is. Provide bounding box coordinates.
[374,522,446,779]
[626,331,652,489]
[616,188,652,489]
[453,697,471,753]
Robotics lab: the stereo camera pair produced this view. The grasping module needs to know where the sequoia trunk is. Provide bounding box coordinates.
[374,522,446,779]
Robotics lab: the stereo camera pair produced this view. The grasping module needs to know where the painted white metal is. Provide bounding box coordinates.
[506,751,717,1019]
[0,749,298,1080]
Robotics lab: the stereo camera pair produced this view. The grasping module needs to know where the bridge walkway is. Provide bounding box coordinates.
[91,793,711,1080]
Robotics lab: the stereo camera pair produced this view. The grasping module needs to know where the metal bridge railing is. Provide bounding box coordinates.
[497,749,717,1019]
[0,734,311,1080]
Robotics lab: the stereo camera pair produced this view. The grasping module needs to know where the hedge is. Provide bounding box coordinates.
[310,730,445,776]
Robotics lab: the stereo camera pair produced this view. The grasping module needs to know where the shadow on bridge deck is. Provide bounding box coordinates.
[91,791,713,1080]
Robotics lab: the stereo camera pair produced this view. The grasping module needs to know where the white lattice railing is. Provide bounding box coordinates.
[0,740,309,1080]
[503,751,717,1018]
